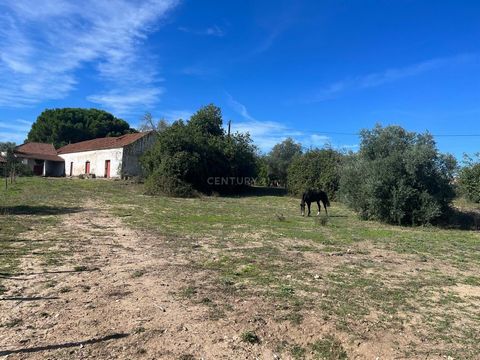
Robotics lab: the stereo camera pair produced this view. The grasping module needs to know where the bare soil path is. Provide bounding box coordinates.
[1,199,472,359]
[1,201,315,359]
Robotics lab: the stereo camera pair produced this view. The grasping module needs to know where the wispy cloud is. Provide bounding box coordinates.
[252,4,299,55]
[178,25,225,37]
[0,0,178,114]
[87,88,165,116]
[310,54,478,102]
[0,120,31,133]
[226,93,330,152]
[226,93,255,122]
[159,109,193,122]
[0,119,33,143]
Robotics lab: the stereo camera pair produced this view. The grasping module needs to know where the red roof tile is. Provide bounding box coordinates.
[15,142,64,162]
[57,132,152,154]
[16,142,57,155]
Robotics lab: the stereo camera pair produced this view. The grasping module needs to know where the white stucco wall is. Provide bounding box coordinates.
[59,148,123,178]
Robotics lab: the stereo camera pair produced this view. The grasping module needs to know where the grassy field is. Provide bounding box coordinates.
[1,177,480,359]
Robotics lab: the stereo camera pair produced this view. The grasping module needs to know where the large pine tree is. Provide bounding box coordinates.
[27,108,135,148]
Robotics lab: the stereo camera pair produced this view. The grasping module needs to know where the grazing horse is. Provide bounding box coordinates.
[300,189,330,217]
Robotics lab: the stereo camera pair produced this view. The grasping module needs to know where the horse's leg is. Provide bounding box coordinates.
[323,200,328,216]
[316,201,321,216]
[307,201,311,216]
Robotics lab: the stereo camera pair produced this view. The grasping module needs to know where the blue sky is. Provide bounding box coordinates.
[0,0,479,157]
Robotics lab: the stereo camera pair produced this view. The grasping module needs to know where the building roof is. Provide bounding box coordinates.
[15,142,64,162]
[57,132,152,154]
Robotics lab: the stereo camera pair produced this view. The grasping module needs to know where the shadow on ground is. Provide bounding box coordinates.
[0,205,84,216]
[0,333,128,356]
[441,208,480,230]
[227,186,288,197]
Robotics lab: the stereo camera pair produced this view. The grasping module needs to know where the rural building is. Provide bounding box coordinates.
[14,142,65,176]
[57,132,155,178]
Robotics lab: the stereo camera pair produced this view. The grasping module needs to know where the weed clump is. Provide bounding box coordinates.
[241,330,260,344]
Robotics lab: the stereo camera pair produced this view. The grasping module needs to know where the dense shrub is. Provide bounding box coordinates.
[458,155,480,203]
[287,148,343,199]
[142,104,258,197]
[339,125,456,225]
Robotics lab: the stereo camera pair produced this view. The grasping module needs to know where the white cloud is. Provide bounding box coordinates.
[0,0,178,113]
[178,25,225,37]
[0,120,31,133]
[0,119,33,144]
[160,109,193,121]
[226,93,255,122]
[226,93,330,152]
[87,88,165,116]
[311,54,478,102]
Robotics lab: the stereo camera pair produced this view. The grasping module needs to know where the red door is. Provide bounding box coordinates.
[105,160,110,178]
[85,161,90,174]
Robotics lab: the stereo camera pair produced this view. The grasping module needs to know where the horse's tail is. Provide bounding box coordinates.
[323,192,331,207]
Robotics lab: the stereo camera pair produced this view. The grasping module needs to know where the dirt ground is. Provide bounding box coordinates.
[0,200,474,359]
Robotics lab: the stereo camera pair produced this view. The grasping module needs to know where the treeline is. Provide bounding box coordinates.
[140,104,476,226]
[4,104,480,227]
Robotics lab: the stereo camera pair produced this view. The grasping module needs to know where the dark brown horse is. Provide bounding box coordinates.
[300,189,330,216]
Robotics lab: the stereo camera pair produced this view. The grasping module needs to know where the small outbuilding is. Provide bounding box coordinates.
[14,142,65,176]
[57,132,155,178]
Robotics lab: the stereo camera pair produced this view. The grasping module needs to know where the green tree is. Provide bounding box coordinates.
[458,154,480,203]
[142,104,258,197]
[266,137,302,186]
[27,108,135,148]
[287,148,343,199]
[339,125,456,225]
[255,155,270,186]
[0,142,32,187]
[188,104,224,136]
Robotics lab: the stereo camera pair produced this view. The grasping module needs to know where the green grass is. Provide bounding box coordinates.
[241,330,260,344]
[311,335,348,359]
[1,177,480,358]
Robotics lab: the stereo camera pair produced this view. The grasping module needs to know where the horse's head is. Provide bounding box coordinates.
[300,199,305,216]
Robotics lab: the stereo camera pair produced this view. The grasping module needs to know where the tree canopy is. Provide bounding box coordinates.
[458,154,480,203]
[142,104,258,197]
[339,125,456,225]
[287,148,344,199]
[27,108,135,148]
[266,137,302,186]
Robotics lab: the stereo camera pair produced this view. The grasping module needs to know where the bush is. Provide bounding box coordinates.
[16,163,34,177]
[458,155,480,203]
[142,104,258,197]
[339,125,456,226]
[287,148,343,199]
